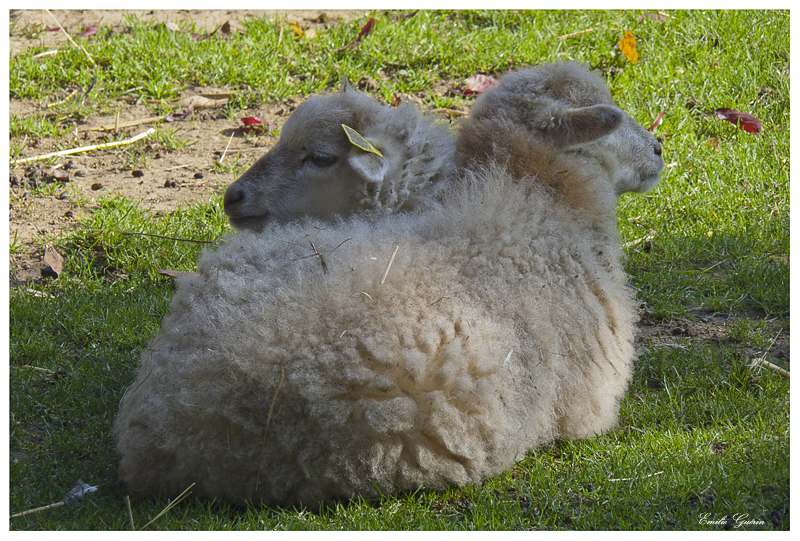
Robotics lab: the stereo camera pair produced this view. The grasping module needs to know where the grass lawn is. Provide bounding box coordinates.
[8,9,789,530]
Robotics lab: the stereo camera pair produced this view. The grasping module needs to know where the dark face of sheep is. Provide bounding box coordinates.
[224,86,406,231]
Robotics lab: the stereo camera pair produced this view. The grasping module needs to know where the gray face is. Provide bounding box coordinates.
[223,99,364,231]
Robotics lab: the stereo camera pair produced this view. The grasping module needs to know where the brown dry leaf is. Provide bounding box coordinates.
[390,92,401,106]
[463,74,497,95]
[175,95,230,109]
[619,31,639,63]
[42,245,64,278]
[712,108,762,134]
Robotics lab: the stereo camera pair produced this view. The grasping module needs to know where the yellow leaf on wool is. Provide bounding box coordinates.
[619,31,639,63]
[342,124,383,157]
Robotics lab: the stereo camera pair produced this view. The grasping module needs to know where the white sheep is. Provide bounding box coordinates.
[223,80,457,230]
[115,63,663,507]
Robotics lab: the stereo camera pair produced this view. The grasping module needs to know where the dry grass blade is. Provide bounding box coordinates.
[45,9,96,66]
[381,245,400,284]
[82,115,169,132]
[138,483,195,530]
[10,128,155,166]
[83,228,216,244]
[255,368,285,491]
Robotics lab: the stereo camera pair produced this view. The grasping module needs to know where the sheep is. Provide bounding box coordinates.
[114,63,664,507]
[223,80,457,230]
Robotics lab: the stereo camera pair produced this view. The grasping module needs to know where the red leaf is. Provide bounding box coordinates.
[241,116,266,126]
[713,108,762,134]
[240,117,276,134]
[336,17,377,52]
[357,18,376,41]
[79,26,98,38]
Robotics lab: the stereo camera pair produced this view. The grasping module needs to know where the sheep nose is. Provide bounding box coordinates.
[654,142,662,156]
[223,185,245,215]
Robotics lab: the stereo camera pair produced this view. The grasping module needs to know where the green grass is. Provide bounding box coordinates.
[9,10,789,530]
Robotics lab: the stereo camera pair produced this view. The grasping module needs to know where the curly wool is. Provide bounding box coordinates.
[115,168,638,507]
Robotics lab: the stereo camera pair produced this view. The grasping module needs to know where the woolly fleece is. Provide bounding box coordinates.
[115,166,638,507]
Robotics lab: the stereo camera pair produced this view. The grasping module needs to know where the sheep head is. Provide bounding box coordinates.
[458,63,663,218]
[224,81,455,231]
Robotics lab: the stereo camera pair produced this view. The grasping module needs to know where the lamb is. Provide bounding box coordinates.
[114,63,663,507]
[223,80,457,230]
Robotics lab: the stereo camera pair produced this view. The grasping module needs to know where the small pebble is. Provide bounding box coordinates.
[132,170,145,178]
[57,192,68,200]
[91,183,103,191]
[164,180,178,188]
[75,170,86,178]
[194,172,205,179]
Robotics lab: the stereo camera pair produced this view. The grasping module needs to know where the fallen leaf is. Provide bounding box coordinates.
[79,26,98,38]
[290,22,304,39]
[462,74,497,95]
[712,108,762,134]
[215,21,232,38]
[240,116,277,134]
[42,245,64,278]
[241,116,266,126]
[619,31,639,63]
[390,92,401,106]
[336,17,376,52]
[166,106,193,122]
[357,18,376,41]
[450,74,497,97]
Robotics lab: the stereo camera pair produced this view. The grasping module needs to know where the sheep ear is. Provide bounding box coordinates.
[554,104,623,147]
[340,77,354,93]
[348,150,390,186]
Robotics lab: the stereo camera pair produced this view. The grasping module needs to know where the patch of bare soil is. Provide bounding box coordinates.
[636,312,789,382]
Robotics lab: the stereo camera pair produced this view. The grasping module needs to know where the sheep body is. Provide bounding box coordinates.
[116,169,637,507]
[115,63,662,506]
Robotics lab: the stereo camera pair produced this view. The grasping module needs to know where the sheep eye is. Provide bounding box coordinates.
[310,153,335,167]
